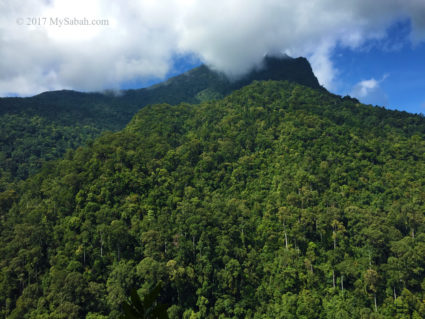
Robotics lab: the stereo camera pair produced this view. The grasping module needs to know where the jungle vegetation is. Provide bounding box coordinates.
[1,80,425,318]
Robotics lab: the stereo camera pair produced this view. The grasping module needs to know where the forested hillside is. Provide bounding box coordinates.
[1,80,425,318]
[0,56,319,188]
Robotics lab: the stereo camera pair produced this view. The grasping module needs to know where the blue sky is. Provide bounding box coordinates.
[331,20,425,114]
[121,21,425,115]
[1,0,425,115]
[122,33,425,115]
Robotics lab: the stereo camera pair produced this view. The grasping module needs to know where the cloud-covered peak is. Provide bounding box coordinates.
[1,0,425,96]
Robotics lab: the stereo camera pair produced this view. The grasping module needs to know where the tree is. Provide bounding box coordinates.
[121,283,168,319]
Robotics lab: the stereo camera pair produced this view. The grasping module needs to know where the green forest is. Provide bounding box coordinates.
[0,56,318,190]
[0,91,136,188]
[1,79,425,318]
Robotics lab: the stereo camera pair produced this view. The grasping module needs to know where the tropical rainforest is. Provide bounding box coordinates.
[0,56,317,188]
[1,58,425,318]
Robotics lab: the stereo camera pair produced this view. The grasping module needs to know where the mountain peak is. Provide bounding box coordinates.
[136,55,322,105]
[229,55,322,90]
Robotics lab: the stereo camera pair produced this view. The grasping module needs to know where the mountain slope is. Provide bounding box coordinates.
[1,81,425,318]
[0,56,320,186]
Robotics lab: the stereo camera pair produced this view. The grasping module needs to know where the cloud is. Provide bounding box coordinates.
[1,0,425,96]
[350,75,389,106]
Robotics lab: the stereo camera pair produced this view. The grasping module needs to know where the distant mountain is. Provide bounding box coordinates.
[125,56,322,105]
[0,55,322,185]
[0,56,321,118]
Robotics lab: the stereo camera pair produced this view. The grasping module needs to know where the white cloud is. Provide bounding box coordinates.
[308,42,338,90]
[350,75,389,106]
[0,0,425,96]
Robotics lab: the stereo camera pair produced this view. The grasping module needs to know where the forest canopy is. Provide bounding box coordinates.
[1,80,425,318]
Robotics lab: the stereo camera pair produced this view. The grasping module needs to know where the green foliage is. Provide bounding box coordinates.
[1,80,425,318]
[0,56,319,189]
[120,283,168,319]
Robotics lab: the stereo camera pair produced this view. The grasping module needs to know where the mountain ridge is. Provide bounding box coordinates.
[0,55,322,184]
[0,56,322,106]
